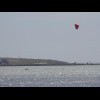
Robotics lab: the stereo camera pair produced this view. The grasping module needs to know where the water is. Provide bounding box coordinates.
[0,65,100,87]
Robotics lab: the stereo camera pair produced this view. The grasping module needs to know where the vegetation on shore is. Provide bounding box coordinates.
[0,57,69,66]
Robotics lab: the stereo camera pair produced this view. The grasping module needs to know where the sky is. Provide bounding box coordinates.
[0,12,100,63]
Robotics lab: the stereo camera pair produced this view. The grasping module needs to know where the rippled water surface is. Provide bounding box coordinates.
[0,65,100,87]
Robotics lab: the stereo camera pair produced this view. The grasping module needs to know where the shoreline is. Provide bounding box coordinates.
[0,57,100,66]
[0,63,100,66]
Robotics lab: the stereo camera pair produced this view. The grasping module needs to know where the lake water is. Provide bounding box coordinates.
[0,65,100,87]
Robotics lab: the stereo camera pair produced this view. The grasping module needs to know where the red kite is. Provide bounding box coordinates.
[75,24,79,30]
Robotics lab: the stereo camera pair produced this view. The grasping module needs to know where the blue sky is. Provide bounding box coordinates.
[0,12,100,63]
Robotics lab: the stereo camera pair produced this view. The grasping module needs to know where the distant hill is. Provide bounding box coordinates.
[0,57,69,66]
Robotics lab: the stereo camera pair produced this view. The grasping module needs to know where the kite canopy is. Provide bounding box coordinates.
[75,24,79,29]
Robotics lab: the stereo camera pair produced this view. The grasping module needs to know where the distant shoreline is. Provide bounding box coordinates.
[0,57,100,66]
[1,63,93,66]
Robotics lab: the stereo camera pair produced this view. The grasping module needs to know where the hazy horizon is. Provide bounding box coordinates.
[0,12,100,63]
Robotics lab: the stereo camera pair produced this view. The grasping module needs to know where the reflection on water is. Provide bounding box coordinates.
[0,65,100,87]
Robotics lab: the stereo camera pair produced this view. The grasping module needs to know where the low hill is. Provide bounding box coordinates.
[0,57,69,66]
